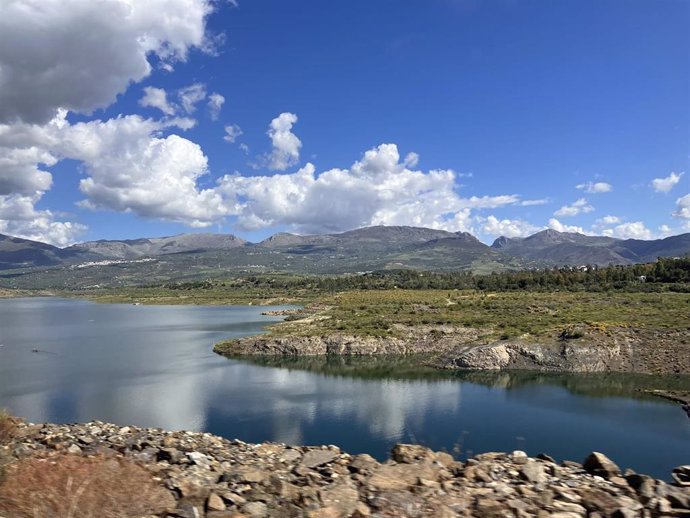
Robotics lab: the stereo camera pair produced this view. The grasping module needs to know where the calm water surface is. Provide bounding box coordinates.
[0,297,688,479]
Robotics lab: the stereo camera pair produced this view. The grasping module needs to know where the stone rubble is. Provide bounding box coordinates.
[3,421,689,518]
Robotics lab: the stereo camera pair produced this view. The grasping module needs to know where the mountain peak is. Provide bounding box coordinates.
[491,236,513,249]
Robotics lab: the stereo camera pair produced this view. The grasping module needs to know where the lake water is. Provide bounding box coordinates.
[0,297,688,479]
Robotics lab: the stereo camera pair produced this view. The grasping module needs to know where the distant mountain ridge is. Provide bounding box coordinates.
[492,229,690,265]
[67,233,246,260]
[0,227,688,285]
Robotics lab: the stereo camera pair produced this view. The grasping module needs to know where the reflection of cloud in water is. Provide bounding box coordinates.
[323,378,461,441]
[207,365,462,444]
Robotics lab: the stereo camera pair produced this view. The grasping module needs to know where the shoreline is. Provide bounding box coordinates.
[213,325,690,376]
[3,420,689,517]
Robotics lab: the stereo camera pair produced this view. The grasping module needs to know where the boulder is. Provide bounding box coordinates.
[300,450,338,469]
[318,482,360,516]
[207,493,226,512]
[583,452,621,479]
[520,461,546,484]
[672,465,690,487]
[391,444,434,464]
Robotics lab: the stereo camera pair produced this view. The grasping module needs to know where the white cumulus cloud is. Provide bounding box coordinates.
[576,181,612,194]
[601,221,653,240]
[139,87,176,116]
[266,112,302,171]
[548,218,586,234]
[0,192,86,246]
[178,83,207,114]
[207,93,225,120]
[0,0,214,124]
[593,215,623,227]
[673,194,690,219]
[217,143,522,234]
[0,111,229,242]
[223,124,243,143]
[651,172,683,193]
[481,216,541,238]
[554,198,594,218]
[60,115,229,227]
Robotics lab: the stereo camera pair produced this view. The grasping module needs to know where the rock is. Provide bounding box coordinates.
[391,444,434,464]
[583,452,621,479]
[579,488,623,515]
[220,492,247,506]
[666,486,690,509]
[279,449,302,463]
[158,447,183,463]
[187,451,211,466]
[300,450,338,469]
[673,466,690,487]
[368,464,427,491]
[170,478,209,500]
[242,501,268,517]
[207,493,226,512]
[348,454,378,474]
[3,420,673,518]
[318,482,360,516]
[520,461,546,484]
[239,468,268,484]
[512,450,529,465]
[351,502,371,517]
[268,475,299,501]
[625,473,655,500]
[551,501,587,514]
[66,443,82,454]
[172,503,203,518]
[536,453,556,463]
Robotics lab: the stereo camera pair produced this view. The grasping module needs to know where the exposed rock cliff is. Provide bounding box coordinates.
[214,326,690,375]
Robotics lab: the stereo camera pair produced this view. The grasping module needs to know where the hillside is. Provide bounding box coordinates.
[491,229,690,266]
[67,233,246,260]
[0,233,93,269]
[0,226,688,289]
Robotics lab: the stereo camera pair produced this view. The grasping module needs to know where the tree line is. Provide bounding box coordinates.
[162,257,690,293]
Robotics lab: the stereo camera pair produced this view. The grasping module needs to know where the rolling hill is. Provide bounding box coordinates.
[0,226,688,289]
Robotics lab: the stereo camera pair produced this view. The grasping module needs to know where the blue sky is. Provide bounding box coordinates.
[0,0,688,246]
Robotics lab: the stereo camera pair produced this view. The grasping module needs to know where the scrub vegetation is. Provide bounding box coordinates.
[265,290,690,340]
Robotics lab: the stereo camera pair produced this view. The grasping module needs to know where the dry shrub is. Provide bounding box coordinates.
[0,411,19,483]
[0,411,17,446]
[0,453,176,518]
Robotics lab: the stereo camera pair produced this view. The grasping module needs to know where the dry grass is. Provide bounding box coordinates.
[0,411,19,483]
[0,411,18,446]
[0,454,176,518]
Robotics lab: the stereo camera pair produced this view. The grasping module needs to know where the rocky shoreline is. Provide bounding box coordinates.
[2,421,690,518]
[213,326,690,375]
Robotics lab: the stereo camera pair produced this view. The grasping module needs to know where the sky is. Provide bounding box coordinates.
[0,0,688,247]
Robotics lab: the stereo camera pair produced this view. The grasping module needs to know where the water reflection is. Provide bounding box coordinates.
[0,298,689,479]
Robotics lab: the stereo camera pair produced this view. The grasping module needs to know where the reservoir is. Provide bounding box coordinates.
[0,297,688,479]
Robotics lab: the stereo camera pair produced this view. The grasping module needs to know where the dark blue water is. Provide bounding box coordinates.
[0,297,688,479]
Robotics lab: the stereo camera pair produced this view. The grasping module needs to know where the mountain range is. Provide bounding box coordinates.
[0,226,688,289]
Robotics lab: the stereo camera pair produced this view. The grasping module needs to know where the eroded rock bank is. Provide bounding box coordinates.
[3,421,690,518]
[213,326,690,375]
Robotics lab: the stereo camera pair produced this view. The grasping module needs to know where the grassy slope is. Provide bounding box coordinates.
[264,290,690,340]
